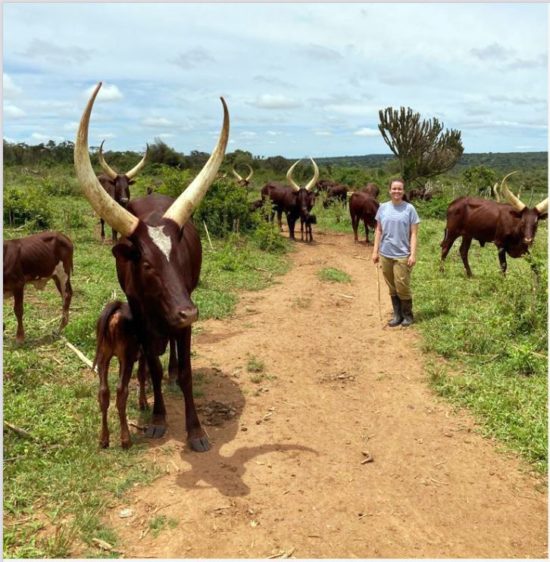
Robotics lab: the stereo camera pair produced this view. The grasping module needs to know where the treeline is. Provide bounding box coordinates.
[4,138,547,176]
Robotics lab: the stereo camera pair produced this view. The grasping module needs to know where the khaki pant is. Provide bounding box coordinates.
[380,255,412,300]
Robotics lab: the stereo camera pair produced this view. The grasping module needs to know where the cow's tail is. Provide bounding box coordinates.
[93,300,124,369]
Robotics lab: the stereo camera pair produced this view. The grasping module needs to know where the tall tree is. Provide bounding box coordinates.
[378,106,463,185]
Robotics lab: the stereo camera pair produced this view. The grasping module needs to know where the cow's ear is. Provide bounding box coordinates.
[128,179,136,185]
[112,242,140,263]
[539,212,548,221]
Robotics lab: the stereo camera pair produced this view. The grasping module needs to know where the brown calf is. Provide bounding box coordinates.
[3,231,73,342]
[93,300,149,449]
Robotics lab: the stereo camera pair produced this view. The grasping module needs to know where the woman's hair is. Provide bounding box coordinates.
[389,178,406,189]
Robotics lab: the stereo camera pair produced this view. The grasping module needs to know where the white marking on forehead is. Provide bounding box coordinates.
[147,225,172,261]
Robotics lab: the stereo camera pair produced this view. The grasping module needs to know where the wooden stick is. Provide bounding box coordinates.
[4,421,34,440]
[375,263,383,322]
[203,221,214,250]
[61,336,96,371]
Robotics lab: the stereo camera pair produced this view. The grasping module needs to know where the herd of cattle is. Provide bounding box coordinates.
[3,83,548,451]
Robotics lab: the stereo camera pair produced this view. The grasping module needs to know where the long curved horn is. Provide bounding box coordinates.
[74,82,139,237]
[304,158,320,191]
[535,198,548,215]
[492,182,501,203]
[286,159,302,192]
[163,97,230,227]
[231,166,243,182]
[500,171,525,211]
[125,144,148,179]
[98,140,118,180]
[245,163,254,182]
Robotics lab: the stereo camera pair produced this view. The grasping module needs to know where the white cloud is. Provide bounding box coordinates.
[353,127,379,137]
[248,95,302,110]
[85,83,123,102]
[142,117,173,128]
[315,131,332,136]
[5,104,26,118]
[98,133,116,140]
[239,131,257,138]
[31,132,64,142]
[4,73,22,98]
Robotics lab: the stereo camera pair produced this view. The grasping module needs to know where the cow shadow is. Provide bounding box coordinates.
[136,366,318,497]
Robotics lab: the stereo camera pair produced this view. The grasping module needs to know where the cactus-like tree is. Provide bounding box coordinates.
[378,106,463,185]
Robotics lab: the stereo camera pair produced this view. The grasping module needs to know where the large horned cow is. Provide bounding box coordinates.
[97,140,148,242]
[286,158,320,242]
[75,82,229,452]
[440,172,548,276]
[231,163,254,187]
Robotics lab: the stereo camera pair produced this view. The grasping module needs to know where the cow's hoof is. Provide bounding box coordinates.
[121,439,132,449]
[189,435,211,452]
[145,425,166,439]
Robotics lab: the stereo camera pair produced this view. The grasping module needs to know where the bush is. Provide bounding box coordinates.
[4,186,53,229]
[155,165,194,198]
[251,217,289,253]
[195,179,253,238]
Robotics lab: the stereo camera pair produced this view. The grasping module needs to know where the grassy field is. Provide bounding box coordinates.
[3,166,548,557]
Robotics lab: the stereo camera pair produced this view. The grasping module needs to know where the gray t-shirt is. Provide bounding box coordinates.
[375,201,420,258]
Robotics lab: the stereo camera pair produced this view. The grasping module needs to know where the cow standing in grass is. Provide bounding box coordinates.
[3,231,73,342]
[349,192,380,245]
[440,172,548,276]
[75,82,229,452]
[97,140,148,243]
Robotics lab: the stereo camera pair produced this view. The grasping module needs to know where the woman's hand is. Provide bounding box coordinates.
[372,252,379,265]
[407,254,416,267]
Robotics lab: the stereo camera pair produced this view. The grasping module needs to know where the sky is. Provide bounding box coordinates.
[2,2,548,158]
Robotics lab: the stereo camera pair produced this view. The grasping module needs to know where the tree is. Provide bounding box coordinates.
[378,106,464,185]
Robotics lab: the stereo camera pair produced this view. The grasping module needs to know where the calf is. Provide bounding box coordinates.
[93,300,149,449]
[349,192,380,245]
[3,231,73,342]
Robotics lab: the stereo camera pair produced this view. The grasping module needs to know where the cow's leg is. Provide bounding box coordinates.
[363,219,369,245]
[136,351,149,410]
[168,338,178,384]
[53,269,72,331]
[97,354,111,448]
[100,219,106,242]
[498,247,508,275]
[176,328,210,452]
[300,219,305,241]
[440,229,459,272]
[116,353,134,449]
[112,229,118,244]
[277,209,284,232]
[351,215,359,242]
[143,348,166,438]
[287,216,296,240]
[13,286,25,343]
[458,236,474,277]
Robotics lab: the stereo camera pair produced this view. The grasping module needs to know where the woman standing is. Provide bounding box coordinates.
[372,178,420,327]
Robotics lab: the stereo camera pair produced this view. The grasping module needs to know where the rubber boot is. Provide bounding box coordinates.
[388,295,403,327]
[401,299,414,327]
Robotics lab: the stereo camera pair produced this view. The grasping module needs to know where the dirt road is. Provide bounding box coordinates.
[105,230,547,558]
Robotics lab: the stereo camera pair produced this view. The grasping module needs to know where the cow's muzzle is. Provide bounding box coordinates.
[173,306,199,328]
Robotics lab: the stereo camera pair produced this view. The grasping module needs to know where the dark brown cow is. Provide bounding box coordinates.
[93,300,148,449]
[97,140,148,243]
[440,172,548,276]
[231,163,254,187]
[75,82,229,452]
[315,178,337,192]
[359,182,380,199]
[260,181,294,231]
[323,184,348,208]
[3,231,73,342]
[349,192,380,245]
[284,158,320,242]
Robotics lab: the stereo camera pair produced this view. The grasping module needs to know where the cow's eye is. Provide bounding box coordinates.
[143,261,153,271]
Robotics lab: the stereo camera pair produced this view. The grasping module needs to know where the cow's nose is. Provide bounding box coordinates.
[120,198,129,206]
[178,307,198,325]
[524,237,533,245]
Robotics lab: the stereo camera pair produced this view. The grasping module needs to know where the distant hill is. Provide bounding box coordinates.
[316,152,548,173]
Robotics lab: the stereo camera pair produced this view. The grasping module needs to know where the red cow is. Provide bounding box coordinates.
[3,231,73,342]
[440,172,548,276]
[349,192,380,245]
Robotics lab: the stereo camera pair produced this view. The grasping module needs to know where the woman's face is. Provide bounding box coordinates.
[389,181,405,203]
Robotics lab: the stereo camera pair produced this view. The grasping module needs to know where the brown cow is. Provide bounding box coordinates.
[75,82,228,452]
[97,140,148,243]
[440,172,548,276]
[323,184,348,208]
[93,300,149,449]
[349,192,380,245]
[3,231,73,342]
[359,182,380,199]
[231,163,254,187]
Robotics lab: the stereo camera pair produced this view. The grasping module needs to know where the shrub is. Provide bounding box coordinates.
[4,186,53,229]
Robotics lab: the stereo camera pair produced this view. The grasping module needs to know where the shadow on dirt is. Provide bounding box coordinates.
[168,366,318,497]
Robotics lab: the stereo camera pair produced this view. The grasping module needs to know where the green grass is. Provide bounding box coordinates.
[412,218,548,473]
[3,184,290,557]
[317,267,352,284]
